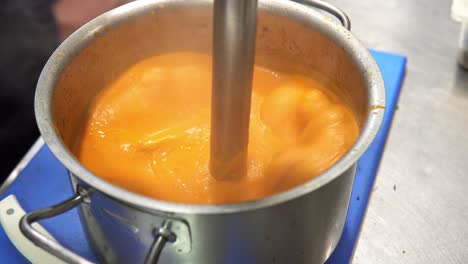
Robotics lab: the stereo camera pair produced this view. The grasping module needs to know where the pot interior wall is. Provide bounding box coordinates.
[52,5,367,154]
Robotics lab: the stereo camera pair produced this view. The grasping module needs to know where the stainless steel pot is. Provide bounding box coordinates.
[20,0,385,263]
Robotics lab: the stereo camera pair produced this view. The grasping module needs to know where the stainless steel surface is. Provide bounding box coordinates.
[210,0,258,180]
[73,169,358,263]
[36,0,384,219]
[294,0,350,30]
[459,23,468,69]
[324,0,468,263]
[31,0,384,263]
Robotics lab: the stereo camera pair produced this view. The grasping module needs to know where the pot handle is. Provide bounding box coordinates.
[144,220,176,264]
[19,188,174,264]
[19,189,94,264]
[293,0,351,30]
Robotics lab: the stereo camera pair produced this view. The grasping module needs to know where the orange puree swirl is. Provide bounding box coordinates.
[75,52,358,204]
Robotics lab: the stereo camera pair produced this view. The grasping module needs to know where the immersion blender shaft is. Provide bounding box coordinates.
[210,0,258,180]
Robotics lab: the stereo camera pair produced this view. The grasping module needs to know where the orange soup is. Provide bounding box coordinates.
[75,52,358,204]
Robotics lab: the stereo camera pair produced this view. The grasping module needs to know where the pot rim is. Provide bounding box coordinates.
[35,0,385,214]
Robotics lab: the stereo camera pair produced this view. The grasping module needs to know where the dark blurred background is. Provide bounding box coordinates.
[0,0,127,183]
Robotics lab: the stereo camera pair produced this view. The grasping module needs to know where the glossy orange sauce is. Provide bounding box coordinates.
[75,52,358,204]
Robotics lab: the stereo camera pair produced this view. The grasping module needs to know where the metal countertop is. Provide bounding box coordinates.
[327,0,468,263]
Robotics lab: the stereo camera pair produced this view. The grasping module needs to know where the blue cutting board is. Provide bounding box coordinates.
[0,50,406,264]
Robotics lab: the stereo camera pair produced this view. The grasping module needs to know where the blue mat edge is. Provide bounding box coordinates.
[326,50,407,263]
